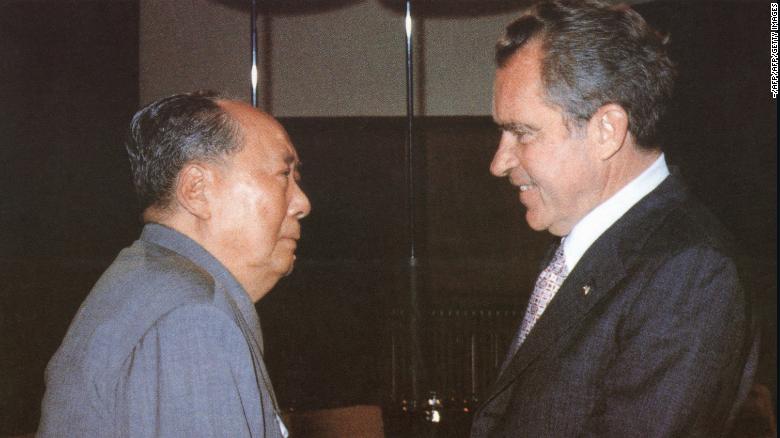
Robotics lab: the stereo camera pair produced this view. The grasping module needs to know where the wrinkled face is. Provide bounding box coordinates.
[208,103,311,292]
[491,41,603,236]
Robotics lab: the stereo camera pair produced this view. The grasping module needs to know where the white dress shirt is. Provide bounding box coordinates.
[563,154,670,272]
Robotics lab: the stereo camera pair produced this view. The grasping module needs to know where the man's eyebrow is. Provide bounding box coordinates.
[282,153,299,166]
[283,154,303,176]
[495,122,539,133]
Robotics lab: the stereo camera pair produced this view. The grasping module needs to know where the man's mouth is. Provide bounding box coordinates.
[510,175,535,192]
[517,180,538,192]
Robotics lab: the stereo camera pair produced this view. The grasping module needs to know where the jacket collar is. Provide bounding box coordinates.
[140,222,266,352]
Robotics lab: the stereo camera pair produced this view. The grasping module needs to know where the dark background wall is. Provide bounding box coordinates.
[1,0,776,436]
[1,1,141,434]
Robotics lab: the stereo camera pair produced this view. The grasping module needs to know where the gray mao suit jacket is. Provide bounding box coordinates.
[471,174,757,437]
[38,224,286,438]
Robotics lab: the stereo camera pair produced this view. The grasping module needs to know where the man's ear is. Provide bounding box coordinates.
[587,103,629,161]
[175,163,213,220]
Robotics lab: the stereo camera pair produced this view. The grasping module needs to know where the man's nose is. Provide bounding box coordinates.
[489,134,519,177]
[290,182,311,219]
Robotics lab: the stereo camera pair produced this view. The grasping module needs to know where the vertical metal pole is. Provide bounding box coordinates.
[470,332,477,396]
[250,0,259,107]
[391,331,398,401]
[404,0,423,408]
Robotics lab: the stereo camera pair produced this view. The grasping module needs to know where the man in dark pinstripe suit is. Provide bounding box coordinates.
[471,1,757,436]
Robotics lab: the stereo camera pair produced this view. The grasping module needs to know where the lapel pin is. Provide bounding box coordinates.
[582,285,591,296]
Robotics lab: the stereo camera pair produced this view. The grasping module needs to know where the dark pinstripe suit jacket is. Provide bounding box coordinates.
[471,174,757,438]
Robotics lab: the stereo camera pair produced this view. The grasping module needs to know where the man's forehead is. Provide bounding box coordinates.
[492,42,557,124]
[219,100,299,162]
[254,133,299,165]
[220,100,277,130]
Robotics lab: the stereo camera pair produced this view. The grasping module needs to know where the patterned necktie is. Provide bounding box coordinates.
[502,241,569,371]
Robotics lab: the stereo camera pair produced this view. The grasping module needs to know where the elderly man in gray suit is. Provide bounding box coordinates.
[471,0,757,437]
[38,91,310,437]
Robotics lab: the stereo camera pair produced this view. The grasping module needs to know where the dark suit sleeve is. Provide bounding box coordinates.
[582,247,749,437]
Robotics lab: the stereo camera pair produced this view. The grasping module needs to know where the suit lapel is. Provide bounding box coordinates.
[478,173,688,413]
[495,243,556,375]
[485,244,629,406]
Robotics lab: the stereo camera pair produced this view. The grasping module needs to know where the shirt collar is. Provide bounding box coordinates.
[562,153,670,272]
[140,223,264,348]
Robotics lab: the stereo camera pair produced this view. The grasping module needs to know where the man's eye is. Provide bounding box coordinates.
[512,130,530,142]
[498,126,531,142]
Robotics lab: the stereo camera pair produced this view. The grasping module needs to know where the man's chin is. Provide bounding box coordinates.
[280,255,296,277]
[524,211,547,232]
